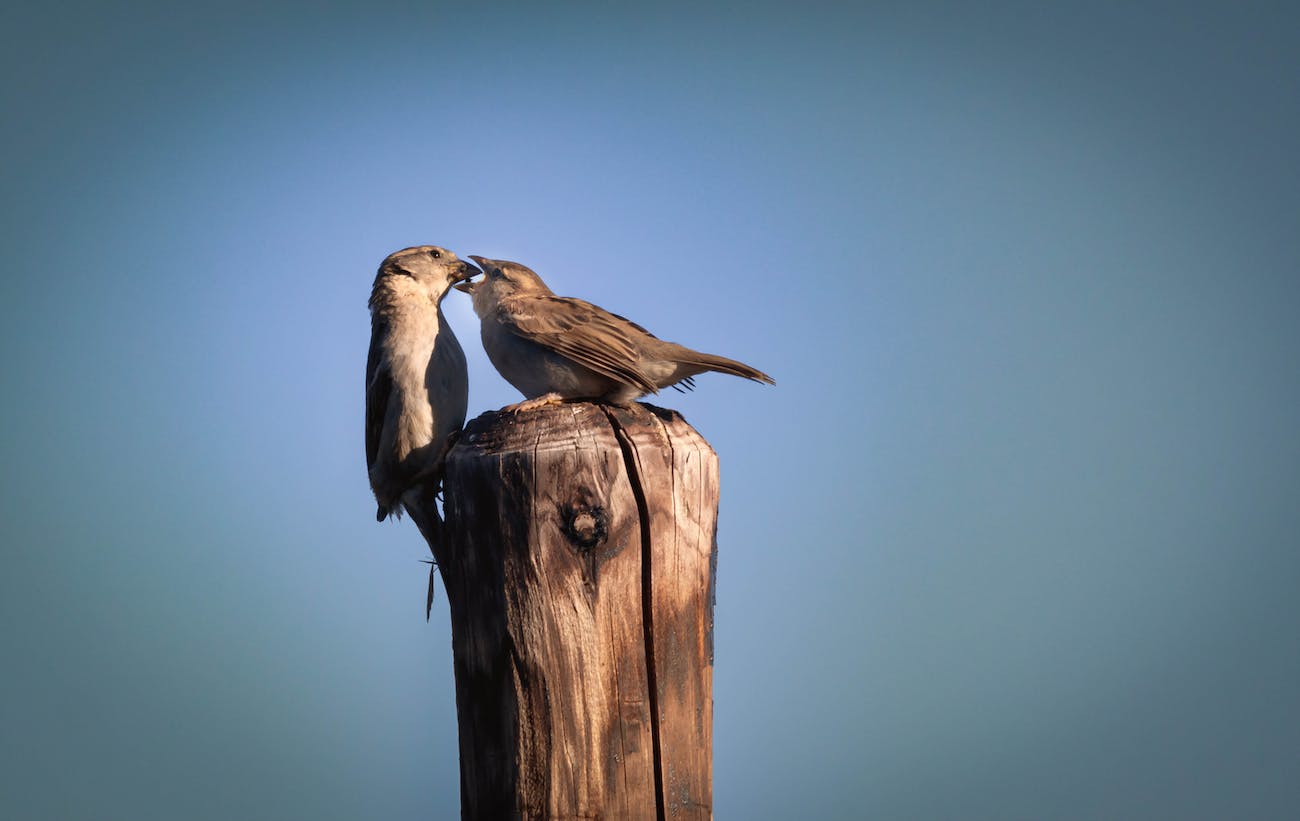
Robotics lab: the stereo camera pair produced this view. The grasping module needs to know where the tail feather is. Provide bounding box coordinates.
[672,347,775,385]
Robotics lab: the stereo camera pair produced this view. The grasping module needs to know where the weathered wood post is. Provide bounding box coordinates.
[429,401,718,820]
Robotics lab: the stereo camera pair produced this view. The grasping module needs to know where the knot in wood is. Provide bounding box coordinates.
[561,504,608,552]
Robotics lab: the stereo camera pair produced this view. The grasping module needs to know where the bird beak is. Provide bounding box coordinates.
[457,255,493,294]
[456,259,480,280]
[452,259,479,293]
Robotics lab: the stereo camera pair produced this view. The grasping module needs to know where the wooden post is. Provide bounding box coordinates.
[430,401,718,820]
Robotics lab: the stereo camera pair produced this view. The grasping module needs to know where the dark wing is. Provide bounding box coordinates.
[497,295,660,395]
[365,315,392,473]
[429,311,469,435]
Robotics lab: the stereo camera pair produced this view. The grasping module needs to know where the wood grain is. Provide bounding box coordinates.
[433,402,717,820]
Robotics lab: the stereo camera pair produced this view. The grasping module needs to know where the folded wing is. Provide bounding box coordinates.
[495,295,660,396]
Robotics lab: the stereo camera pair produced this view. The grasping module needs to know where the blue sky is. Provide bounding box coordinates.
[2,2,1298,819]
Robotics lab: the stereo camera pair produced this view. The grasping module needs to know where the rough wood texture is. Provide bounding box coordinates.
[433,401,718,821]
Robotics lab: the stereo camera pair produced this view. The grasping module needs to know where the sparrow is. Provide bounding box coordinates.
[365,245,477,523]
[457,256,774,411]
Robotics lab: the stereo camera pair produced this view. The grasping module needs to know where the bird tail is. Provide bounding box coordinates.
[671,347,775,385]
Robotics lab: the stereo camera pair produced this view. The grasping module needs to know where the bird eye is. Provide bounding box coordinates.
[430,249,442,259]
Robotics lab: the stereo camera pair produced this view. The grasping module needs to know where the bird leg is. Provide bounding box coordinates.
[503,392,565,413]
[407,430,462,493]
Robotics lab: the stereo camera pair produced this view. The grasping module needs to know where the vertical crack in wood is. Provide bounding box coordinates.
[528,421,549,816]
[601,406,667,821]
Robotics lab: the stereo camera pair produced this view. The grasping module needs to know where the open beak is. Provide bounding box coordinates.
[456,255,494,294]
[453,259,480,293]
[455,259,479,281]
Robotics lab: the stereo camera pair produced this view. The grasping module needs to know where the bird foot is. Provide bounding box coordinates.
[503,393,565,413]
[405,430,462,493]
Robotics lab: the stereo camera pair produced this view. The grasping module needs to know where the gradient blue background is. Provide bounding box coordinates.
[3,2,1298,819]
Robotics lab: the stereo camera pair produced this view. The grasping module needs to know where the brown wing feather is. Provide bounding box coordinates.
[497,295,660,395]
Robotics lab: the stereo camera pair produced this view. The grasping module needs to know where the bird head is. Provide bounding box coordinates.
[377,246,479,300]
[456,257,553,317]
[457,256,553,297]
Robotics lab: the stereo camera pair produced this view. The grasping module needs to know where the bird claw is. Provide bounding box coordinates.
[407,431,461,492]
[503,393,565,413]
